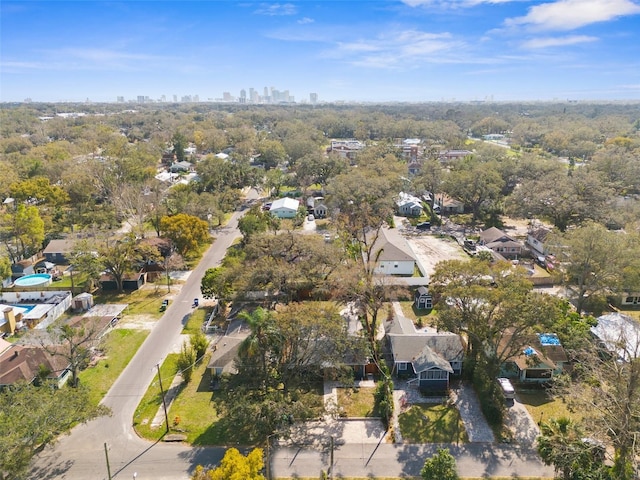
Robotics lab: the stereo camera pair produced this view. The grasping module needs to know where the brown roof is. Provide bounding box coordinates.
[0,345,69,386]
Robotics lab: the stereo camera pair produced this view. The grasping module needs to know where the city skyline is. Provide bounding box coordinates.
[2,0,640,103]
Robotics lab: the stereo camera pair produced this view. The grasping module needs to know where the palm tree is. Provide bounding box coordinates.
[537,416,603,480]
[237,307,279,391]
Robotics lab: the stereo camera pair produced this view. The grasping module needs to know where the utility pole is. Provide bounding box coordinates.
[104,442,112,480]
[156,363,170,434]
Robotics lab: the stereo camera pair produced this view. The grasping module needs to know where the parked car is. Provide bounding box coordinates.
[308,214,315,221]
[160,299,169,312]
[416,221,431,230]
[498,377,515,399]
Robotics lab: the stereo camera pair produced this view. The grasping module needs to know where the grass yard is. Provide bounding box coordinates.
[399,403,468,444]
[517,389,581,425]
[78,329,149,405]
[93,285,176,318]
[181,306,210,335]
[133,354,182,442]
[337,387,379,417]
[397,300,438,329]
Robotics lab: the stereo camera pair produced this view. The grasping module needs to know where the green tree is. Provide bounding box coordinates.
[190,330,209,362]
[176,341,197,384]
[443,158,504,223]
[421,448,459,480]
[0,383,108,480]
[99,234,152,293]
[160,213,210,257]
[68,239,104,292]
[0,204,45,261]
[200,266,234,304]
[172,131,187,162]
[43,320,103,388]
[257,139,287,170]
[191,447,264,480]
[549,223,624,314]
[537,417,607,480]
[0,256,11,287]
[238,307,279,389]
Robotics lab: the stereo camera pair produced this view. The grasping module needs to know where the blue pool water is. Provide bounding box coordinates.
[14,273,52,287]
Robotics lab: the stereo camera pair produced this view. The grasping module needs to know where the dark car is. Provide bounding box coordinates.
[416,222,431,230]
[160,299,169,312]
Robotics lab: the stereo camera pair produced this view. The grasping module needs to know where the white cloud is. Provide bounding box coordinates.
[522,35,598,48]
[328,29,469,68]
[297,17,314,24]
[253,3,297,16]
[505,0,640,31]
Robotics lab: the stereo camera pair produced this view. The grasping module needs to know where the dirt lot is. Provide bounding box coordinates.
[407,234,470,277]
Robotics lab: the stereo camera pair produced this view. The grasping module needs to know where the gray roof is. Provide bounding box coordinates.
[388,333,464,373]
[368,227,416,263]
[207,336,243,375]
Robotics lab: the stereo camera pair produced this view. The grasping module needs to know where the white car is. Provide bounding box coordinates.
[498,378,515,399]
[308,214,315,221]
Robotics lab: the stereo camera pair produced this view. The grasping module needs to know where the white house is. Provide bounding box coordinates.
[269,197,300,219]
[527,227,552,256]
[396,192,424,217]
[367,227,416,276]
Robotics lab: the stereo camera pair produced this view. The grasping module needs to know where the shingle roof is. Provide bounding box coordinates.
[0,345,70,386]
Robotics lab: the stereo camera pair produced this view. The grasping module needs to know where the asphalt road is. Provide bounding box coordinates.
[31,207,247,480]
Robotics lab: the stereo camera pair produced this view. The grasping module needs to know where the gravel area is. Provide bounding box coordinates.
[407,235,470,277]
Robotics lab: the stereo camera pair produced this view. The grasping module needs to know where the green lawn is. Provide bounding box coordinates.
[399,403,468,444]
[92,286,174,318]
[181,306,210,335]
[397,300,438,329]
[133,354,182,442]
[337,387,379,417]
[78,328,149,405]
[517,389,582,425]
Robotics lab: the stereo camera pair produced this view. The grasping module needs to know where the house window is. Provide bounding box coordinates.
[394,262,399,268]
[398,362,408,371]
[420,369,447,380]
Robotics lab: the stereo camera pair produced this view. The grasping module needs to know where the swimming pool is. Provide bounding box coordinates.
[14,273,52,288]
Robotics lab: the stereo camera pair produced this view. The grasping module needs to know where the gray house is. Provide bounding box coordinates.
[388,332,464,394]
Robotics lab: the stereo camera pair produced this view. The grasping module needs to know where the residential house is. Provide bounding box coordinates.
[269,197,300,219]
[207,336,244,378]
[328,139,364,162]
[367,227,416,276]
[501,333,568,383]
[388,332,464,394]
[42,238,76,264]
[479,227,523,259]
[436,195,464,215]
[620,293,640,307]
[169,161,193,173]
[414,286,433,310]
[527,227,552,257]
[99,271,145,291]
[313,203,328,219]
[438,150,473,161]
[0,344,71,388]
[10,258,35,280]
[396,192,424,217]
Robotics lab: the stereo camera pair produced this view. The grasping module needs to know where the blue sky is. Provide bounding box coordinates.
[1,0,640,103]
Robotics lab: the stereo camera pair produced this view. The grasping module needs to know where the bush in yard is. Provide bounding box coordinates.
[374,360,394,430]
[421,448,459,480]
[176,341,197,383]
[190,331,209,362]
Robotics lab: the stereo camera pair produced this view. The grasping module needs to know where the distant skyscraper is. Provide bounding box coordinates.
[137,95,146,103]
[160,95,166,102]
[239,89,246,103]
[173,94,178,102]
[193,94,199,102]
[117,96,125,103]
[310,93,318,104]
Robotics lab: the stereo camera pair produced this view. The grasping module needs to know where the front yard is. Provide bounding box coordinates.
[399,403,468,444]
[517,389,582,425]
[337,387,379,418]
